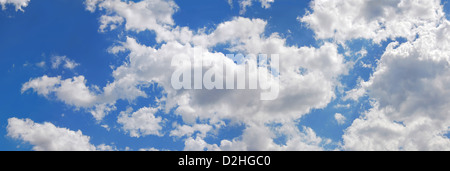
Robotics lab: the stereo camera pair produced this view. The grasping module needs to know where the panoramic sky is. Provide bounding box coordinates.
[1,0,450,151]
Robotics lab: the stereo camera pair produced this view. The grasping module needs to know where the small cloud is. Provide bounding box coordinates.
[101,124,110,131]
[356,48,368,58]
[36,61,46,68]
[51,55,79,70]
[360,61,373,69]
[1,0,30,12]
[334,113,346,125]
[334,103,350,109]
[138,147,159,151]
[227,0,233,8]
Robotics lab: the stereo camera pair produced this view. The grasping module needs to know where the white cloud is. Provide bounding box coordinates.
[174,121,330,151]
[210,123,328,151]
[227,0,233,8]
[35,61,46,68]
[117,107,163,138]
[22,74,124,121]
[138,147,159,151]
[96,144,116,151]
[78,0,350,149]
[334,103,350,109]
[90,103,117,121]
[184,137,220,151]
[106,33,345,127]
[258,0,274,8]
[6,0,348,150]
[54,76,97,107]
[100,124,110,131]
[84,0,102,12]
[342,78,369,101]
[12,0,447,151]
[343,103,450,151]
[200,17,267,47]
[300,0,444,43]
[170,124,213,138]
[0,0,30,11]
[342,18,450,150]
[51,55,79,70]
[239,0,275,14]
[87,0,178,35]
[7,117,100,151]
[22,75,61,97]
[99,15,124,32]
[334,113,346,125]
[22,75,103,119]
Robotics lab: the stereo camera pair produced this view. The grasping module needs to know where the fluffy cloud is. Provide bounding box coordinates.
[105,19,347,127]
[6,118,112,151]
[84,0,102,12]
[21,75,61,97]
[199,17,267,47]
[61,0,349,150]
[205,122,328,151]
[98,15,124,32]
[88,0,178,37]
[14,0,450,151]
[117,107,163,138]
[0,0,30,11]
[298,0,450,150]
[343,102,450,150]
[334,113,346,125]
[170,124,213,138]
[300,0,444,43]
[341,10,450,150]
[22,75,98,108]
[184,137,220,151]
[19,0,347,150]
[21,75,113,120]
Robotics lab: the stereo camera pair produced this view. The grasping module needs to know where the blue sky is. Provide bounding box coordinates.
[1,0,450,151]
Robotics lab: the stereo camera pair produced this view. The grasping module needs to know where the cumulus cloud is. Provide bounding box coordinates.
[28,0,450,151]
[332,2,450,150]
[184,137,220,151]
[7,117,112,151]
[13,0,448,151]
[21,75,113,120]
[19,0,346,150]
[25,0,450,151]
[98,15,124,32]
[86,0,178,36]
[117,107,163,138]
[334,113,346,125]
[103,19,347,129]
[170,124,213,138]
[21,75,62,97]
[296,0,450,150]
[343,102,450,150]
[0,0,30,11]
[199,17,268,47]
[211,123,328,151]
[17,0,348,150]
[84,0,102,12]
[138,147,159,151]
[300,0,444,43]
[22,75,98,108]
